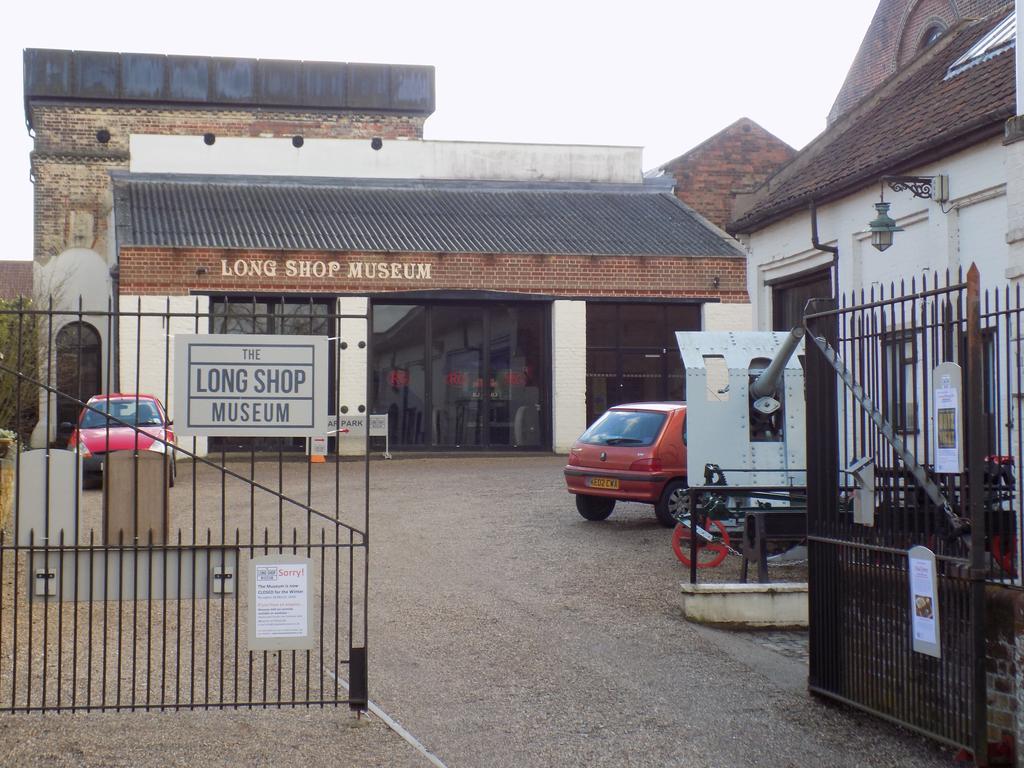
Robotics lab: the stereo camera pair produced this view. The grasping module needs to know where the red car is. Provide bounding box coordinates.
[65,394,177,486]
[564,402,687,527]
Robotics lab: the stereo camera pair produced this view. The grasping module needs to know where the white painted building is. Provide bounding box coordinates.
[730,9,1022,327]
[25,49,751,456]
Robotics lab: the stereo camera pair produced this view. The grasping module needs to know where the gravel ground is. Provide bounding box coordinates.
[0,454,954,767]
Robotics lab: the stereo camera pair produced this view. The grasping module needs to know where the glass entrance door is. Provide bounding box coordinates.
[432,306,484,448]
[371,302,549,450]
[372,305,428,446]
[487,305,544,448]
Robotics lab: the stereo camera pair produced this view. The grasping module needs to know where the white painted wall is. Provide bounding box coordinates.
[129,136,644,185]
[118,295,210,459]
[745,138,1009,329]
[336,296,369,457]
[1005,126,1024,285]
[701,303,753,331]
[551,300,587,453]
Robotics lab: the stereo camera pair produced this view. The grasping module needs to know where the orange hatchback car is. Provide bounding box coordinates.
[563,402,687,527]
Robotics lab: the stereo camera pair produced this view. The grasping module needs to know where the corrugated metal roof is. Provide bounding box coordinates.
[112,175,742,258]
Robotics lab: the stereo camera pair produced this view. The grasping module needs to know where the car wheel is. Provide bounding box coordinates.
[655,480,689,528]
[575,494,615,521]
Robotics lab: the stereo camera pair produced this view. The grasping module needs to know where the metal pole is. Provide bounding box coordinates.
[966,264,988,767]
[689,488,698,585]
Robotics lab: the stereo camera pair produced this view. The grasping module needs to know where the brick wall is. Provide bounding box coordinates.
[895,0,964,66]
[662,119,795,232]
[29,104,426,264]
[118,248,750,303]
[986,584,1024,759]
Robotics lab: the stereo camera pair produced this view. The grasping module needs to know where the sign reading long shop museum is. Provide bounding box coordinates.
[220,257,433,281]
[174,334,329,436]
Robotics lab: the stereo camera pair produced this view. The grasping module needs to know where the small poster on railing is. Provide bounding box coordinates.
[932,363,962,474]
[908,545,941,658]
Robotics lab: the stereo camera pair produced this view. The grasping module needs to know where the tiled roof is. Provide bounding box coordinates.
[730,12,1015,234]
[0,261,33,301]
[113,175,743,258]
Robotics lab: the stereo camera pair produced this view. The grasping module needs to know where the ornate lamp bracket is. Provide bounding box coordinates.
[880,175,949,202]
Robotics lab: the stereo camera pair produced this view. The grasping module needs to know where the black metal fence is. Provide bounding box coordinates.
[803,266,1022,761]
[0,298,370,712]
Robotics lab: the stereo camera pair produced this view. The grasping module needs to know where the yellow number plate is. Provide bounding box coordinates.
[587,477,620,490]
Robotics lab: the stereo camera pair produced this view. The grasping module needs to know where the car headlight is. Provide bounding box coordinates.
[75,441,92,459]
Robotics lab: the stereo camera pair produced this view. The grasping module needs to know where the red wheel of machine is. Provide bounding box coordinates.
[672,518,730,569]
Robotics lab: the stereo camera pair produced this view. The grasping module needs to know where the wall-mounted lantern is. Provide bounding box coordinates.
[868,175,949,252]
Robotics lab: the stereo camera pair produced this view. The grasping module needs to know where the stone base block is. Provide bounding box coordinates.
[680,582,808,628]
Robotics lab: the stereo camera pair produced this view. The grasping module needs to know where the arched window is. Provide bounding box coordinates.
[919,23,946,52]
[55,322,101,436]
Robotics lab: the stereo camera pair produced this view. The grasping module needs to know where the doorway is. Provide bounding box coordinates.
[584,302,701,425]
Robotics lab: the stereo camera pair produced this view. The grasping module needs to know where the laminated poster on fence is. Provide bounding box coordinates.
[908,546,941,658]
[933,384,960,474]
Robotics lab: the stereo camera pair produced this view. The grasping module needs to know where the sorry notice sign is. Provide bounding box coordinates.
[174,334,328,436]
[247,555,316,651]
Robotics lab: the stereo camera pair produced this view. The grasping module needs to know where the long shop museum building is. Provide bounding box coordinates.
[25,49,749,455]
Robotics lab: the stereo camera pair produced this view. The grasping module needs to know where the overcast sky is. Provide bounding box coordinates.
[2,0,879,263]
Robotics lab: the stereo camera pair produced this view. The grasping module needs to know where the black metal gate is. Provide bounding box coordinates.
[804,265,1022,762]
[0,298,370,712]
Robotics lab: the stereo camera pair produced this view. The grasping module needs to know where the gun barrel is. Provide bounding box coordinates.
[750,327,805,398]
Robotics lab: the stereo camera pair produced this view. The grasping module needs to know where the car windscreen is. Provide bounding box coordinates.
[578,410,667,446]
[80,399,162,428]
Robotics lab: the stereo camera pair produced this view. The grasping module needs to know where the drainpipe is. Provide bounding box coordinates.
[109,262,120,391]
[810,199,840,302]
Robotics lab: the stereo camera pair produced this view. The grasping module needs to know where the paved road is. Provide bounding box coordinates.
[364,455,949,768]
[0,454,953,767]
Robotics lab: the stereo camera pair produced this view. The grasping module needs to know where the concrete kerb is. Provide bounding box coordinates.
[680,582,809,628]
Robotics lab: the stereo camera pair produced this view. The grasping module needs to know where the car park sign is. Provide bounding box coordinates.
[174,334,329,437]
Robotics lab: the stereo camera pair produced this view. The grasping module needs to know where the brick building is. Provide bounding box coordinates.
[828,0,1008,125]
[0,262,32,301]
[731,2,1024,752]
[652,118,795,232]
[25,48,749,454]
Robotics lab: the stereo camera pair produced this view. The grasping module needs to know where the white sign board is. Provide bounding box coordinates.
[908,545,941,658]
[174,334,328,437]
[332,413,388,438]
[247,555,315,651]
